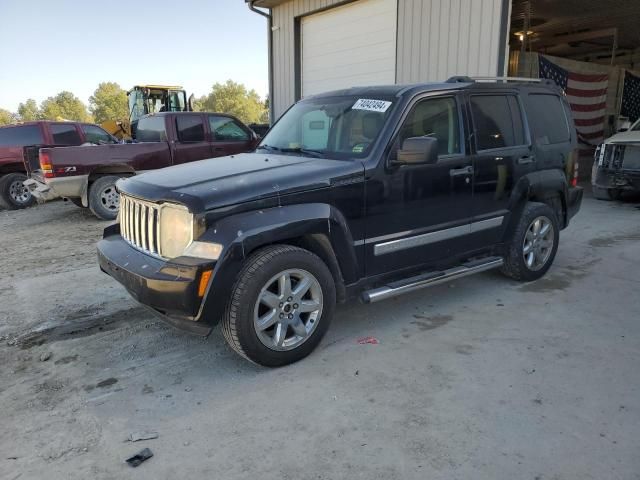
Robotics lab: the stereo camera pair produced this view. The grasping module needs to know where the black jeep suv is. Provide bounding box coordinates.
[98,77,583,366]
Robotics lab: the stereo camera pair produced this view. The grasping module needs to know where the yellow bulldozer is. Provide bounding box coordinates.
[102,85,194,140]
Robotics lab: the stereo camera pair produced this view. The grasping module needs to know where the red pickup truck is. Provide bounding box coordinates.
[0,120,116,209]
[25,112,259,219]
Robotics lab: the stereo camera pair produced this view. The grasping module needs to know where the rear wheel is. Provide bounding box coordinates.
[0,173,35,210]
[221,245,336,367]
[501,202,559,282]
[88,176,121,220]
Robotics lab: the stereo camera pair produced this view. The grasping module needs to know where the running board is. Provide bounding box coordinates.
[361,257,504,303]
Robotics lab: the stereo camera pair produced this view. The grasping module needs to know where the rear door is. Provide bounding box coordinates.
[207,115,256,157]
[467,92,532,246]
[172,114,210,165]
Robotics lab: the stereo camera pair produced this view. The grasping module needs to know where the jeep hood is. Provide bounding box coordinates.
[117,152,364,212]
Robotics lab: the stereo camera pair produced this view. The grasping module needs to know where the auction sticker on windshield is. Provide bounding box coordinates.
[352,99,392,113]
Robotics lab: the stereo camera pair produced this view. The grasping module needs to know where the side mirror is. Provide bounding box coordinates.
[394,136,439,166]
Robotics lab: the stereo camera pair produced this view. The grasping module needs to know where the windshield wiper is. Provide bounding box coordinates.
[279,147,326,158]
[257,144,281,152]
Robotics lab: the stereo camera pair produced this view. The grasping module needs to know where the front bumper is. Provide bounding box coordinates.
[592,167,640,192]
[97,226,216,335]
[566,186,583,223]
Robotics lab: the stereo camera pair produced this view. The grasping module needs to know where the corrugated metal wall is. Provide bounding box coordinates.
[396,0,506,83]
[271,0,507,118]
[272,0,348,118]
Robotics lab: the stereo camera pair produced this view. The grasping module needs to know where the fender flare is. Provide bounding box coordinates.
[503,169,569,238]
[197,203,359,325]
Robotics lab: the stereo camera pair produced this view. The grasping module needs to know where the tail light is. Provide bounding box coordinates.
[39,151,54,178]
[565,149,579,187]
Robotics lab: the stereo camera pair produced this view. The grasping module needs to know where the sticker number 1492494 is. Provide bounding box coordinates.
[352,99,392,113]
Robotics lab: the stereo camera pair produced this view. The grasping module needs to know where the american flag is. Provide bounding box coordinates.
[538,56,608,146]
[620,70,640,122]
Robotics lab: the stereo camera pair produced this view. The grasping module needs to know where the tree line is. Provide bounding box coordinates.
[0,80,268,127]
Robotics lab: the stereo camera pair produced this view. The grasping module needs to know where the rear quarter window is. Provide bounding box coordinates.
[0,125,44,146]
[525,94,570,145]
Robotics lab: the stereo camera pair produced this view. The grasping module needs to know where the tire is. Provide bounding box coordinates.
[221,245,336,367]
[592,185,621,201]
[501,202,560,282]
[0,173,35,210]
[88,176,121,220]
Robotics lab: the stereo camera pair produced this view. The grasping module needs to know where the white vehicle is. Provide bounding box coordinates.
[592,118,640,200]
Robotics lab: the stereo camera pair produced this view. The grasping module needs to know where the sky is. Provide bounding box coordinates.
[0,0,269,112]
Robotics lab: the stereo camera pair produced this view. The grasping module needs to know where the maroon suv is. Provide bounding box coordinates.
[0,121,116,209]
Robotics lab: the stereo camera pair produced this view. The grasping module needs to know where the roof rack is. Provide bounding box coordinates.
[446,76,555,85]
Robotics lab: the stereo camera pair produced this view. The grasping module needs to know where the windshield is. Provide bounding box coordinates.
[631,118,640,131]
[168,90,187,112]
[128,89,146,123]
[258,95,394,159]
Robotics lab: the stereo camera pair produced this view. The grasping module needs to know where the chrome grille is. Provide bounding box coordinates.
[119,194,160,256]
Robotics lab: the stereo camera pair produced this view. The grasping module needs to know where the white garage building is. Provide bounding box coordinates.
[247,0,640,131]
[248,0,510,120]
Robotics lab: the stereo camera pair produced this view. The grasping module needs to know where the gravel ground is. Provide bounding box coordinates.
[0,191,639,480]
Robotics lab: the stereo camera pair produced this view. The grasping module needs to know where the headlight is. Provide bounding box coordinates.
[159,203,195,258]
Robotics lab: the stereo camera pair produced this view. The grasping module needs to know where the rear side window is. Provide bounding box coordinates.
[0,125,44,146]
[176,115,205,142]
[51,124,82,145]
[136,116,167,142]
[526,94,570,144]
[208,116,250,142]
[470,95,526,150]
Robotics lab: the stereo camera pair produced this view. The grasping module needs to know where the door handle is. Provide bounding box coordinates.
[517,155,535,165]
[449,165,474,177]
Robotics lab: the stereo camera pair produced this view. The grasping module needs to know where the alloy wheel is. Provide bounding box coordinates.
[522,216,554,271]
[253,268,323,351]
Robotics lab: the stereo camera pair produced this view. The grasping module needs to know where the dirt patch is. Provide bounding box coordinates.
[411,314,453,331]
[588,231,640,248]
[16,306,146,349]
[518,258,601,293]
[54,355,78,365]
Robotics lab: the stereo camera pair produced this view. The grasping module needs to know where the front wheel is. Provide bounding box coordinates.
[501,202,560,282]
[0,173,35,210]
[88,176,121,220]
[221,245,336,367]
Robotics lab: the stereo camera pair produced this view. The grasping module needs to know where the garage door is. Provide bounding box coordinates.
[301,0,398,97]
